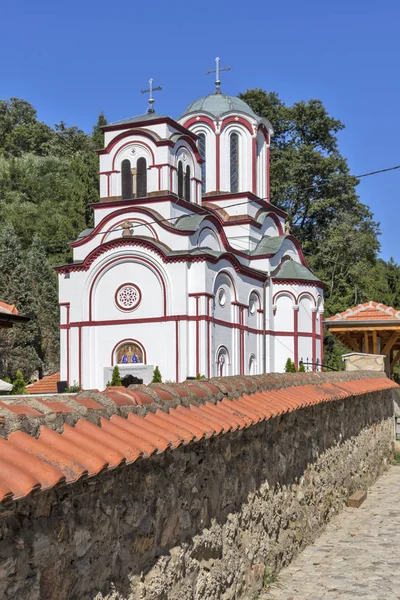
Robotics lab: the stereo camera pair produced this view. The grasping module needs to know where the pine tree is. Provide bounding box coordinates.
[92,112,107,150]
[12,369,26,394]
[152,366,162,383]
[110,365,122,386]
[298,361,306,373]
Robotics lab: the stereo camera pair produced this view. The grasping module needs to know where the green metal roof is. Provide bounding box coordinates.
[108,113,168,127]
[174,215,207,232]
[273,260,321,282]
[181,94,259,120]
[251,236,287,256]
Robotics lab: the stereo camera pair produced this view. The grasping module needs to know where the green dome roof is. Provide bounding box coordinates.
[181,93,259,120]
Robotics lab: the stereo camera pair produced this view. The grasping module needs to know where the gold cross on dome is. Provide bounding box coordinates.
[206,57,231,94]
[141,78,162,113]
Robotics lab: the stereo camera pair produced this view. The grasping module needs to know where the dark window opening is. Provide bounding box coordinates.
[137,157,147,198]
[177,161,183,198]
[230,133,239,193]
[185,165,191,202]
[121,159,133,199]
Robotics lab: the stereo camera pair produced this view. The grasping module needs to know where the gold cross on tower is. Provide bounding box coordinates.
[141,78,162,114]
[206,57,231,94]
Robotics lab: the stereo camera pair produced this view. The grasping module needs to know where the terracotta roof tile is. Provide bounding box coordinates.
[327,301,400,322]
[26,372,60,394]
[0,374,397,504]
[0,403,44,417]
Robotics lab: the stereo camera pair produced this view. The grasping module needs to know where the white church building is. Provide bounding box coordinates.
[57,63,324,389]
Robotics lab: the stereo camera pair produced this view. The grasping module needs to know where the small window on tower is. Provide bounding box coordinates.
[177,161,183,198]
[230,133,239,193]
[137,157,147,198]
[198,133,206,193]
[185,165,191,202]
[121,159,133,199]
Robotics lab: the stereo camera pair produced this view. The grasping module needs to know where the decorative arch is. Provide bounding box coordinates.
[216,345,230,377]
[297,291,317,306]
[112,138,156,169]
[100,218,159,244]
[272,290,297,305]
[212,269,238,302]
[220,116,254,136]
[111,338,147,366]
[182,116,216,132]
[87,253,169,321]
[197,227,221,251]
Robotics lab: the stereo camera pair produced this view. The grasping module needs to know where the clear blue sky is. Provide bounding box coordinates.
[2,0,399,260]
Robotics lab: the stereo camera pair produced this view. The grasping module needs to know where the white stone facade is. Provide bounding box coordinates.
[57,93,324,390]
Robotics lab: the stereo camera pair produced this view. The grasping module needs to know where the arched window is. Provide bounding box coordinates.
[198,133,206,193]
[137,157,147,198]
[185,165,191,202]
[177,161,183,199]
[230,133,239,193]
[121,159,133,199]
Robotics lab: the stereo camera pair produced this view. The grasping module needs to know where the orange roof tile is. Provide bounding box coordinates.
[27,372,60,394]
[327,301,400,322]
[0,302,19,315]
[0,373,397,503]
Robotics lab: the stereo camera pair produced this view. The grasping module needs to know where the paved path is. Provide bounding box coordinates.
[262,466,400,600]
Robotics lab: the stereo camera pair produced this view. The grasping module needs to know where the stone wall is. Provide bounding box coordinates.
[0,376,397,600]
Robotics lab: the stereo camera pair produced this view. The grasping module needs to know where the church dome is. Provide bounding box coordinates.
[181,93,259,120]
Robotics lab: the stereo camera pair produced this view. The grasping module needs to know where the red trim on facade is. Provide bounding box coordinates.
[182,116,216,132]
[216,133,220,191]
[266,146,270,201]
[59,303,70,385]
[263,212,284,236]
[88,254,167,321]
[59,237,268,283]
[111,139,156,169]
[215,270,238,302]
[204,191,287,219]
[294,308,299,369]
[272,290,297,305]
[220,116,254,136]
[102,116,198,139]
[115,283,142,312]
[110,338,147,366]
[188,292,214,298]
[207,297,211,378]
[312,310,317,370]
[240,307,245,375]
[195,296,200,376]
[100,217,159,244]
[78,325,82,387]
[252,137,257,194]
[320,315,324,364]
[175,319,179,382]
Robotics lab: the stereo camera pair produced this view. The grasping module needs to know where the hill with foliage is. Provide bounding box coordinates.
[0,93,399,379]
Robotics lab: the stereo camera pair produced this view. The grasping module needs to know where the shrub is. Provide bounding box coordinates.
[152,366,162,383]
[284,358,296,373]
[65,381,81,393]
[12,370,27,394]
[298,361,306,372]
[110,365,122,386]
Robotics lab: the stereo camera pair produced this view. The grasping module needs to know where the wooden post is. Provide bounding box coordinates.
[364,331,369,354]
[372,330,378,355]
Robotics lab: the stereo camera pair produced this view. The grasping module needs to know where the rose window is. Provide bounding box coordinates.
[115,284,141,311]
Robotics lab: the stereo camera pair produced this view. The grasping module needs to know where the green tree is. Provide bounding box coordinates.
[92,112,108,150]
[26,236,60,376]
[110,365,122,386]
[284,358,296,373]
[152,366,162,383]
[12,369,27,394]
[0,225,41,380]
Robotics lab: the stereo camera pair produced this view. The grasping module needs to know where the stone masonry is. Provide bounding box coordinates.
[0,372,397,600]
